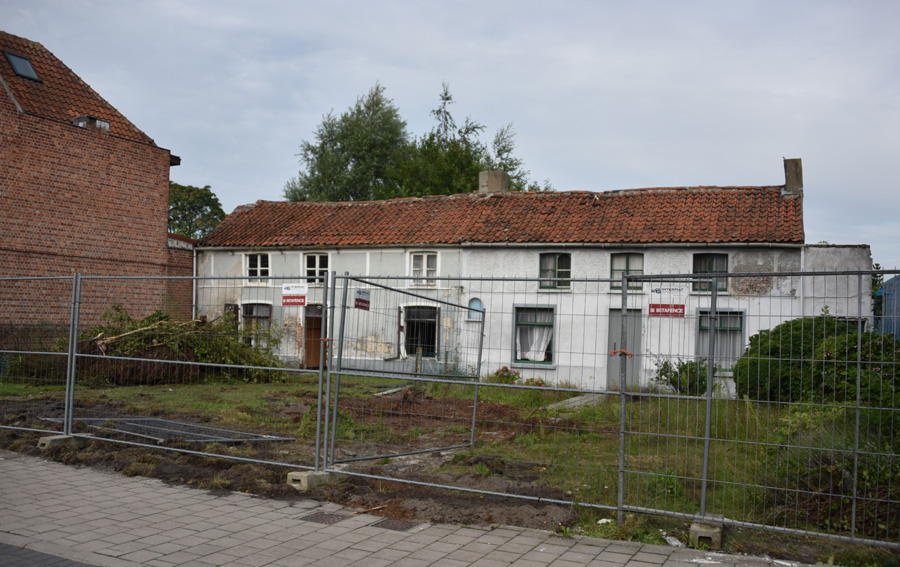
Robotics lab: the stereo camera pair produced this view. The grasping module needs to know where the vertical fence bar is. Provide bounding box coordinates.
[699,277,718,518]
[328,273,351,467]
[63,273,82,436]
[322,272,338,469]
[313,272,330,471]
[851,273,863,540]
[617,273,628,524]
[469,299,487,448]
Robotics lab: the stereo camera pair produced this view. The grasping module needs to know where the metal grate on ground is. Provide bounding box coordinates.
[300,511,350,525]
[43,418,294,444]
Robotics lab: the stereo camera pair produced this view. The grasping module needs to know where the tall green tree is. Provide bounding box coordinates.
[283,83,408,202]
[285,83,550,202]
[168,182,225,239]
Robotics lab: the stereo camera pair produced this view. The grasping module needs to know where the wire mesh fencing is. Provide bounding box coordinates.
[1,270,897,547]
[0,276,78,435]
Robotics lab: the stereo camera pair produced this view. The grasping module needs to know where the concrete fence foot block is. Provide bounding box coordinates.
[37,435,87,450]
[689,514,724,550]
[287,471,342,492]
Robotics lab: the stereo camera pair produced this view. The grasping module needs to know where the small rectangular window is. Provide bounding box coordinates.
[410,252,437,287]
[539,253,571,289]
[514,307,554,363]
[611,253,644,289]
[305,254,328,285]
[4,51,41,82]
[693,253,728,292]
[247,253,270,284]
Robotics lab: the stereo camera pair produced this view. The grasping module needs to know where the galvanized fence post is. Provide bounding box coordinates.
[469,292,486,448]
[63,273,82,437]
[617,272,628,524]
[327,273,351,468]
[313,272,331,472]
[850,273,864,540]
[699,276,718,518]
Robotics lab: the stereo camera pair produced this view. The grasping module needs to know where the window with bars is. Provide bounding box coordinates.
[402,306,439,358]
[692,253,728,292]
[611,253,644,289]
[305,254,328,285]
[539,253,571,289]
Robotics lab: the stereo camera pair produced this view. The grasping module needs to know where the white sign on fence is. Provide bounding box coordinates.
[354,289,371,311]
[282,283,309,306]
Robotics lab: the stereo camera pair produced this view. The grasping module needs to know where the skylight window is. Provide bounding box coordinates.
[4,51,41,82]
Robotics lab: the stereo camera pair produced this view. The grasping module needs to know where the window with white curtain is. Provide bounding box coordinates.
[697,310,743,369]
[514,307,554,363]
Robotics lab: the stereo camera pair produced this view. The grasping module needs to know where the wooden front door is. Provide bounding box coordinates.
[304,305,324,369]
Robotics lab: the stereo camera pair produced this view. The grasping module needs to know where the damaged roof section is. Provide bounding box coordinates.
[200,185,804,248]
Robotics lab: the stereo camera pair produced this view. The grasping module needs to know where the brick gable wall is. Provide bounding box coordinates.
[1,91,193,326]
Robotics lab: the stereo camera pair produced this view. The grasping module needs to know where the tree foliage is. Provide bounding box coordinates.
[168,182,226,239]
[284,83,550,202]
[284,83,408,202]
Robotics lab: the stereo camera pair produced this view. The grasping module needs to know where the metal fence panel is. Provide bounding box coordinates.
[1,270,897,548]
[0,276,75,435]
[66,275,328,469]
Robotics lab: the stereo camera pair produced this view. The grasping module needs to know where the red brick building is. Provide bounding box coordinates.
[0,31,192,325]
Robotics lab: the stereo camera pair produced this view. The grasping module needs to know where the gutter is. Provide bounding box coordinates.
[194,241,806,253]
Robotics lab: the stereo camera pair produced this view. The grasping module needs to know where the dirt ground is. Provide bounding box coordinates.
[0,426,576,532]
[3,394,899,566]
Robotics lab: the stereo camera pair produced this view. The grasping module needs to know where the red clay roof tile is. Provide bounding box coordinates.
[0,31,154,145]
[200,186,804,248]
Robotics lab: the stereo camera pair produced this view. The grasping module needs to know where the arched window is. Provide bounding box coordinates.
[467,298,484,321]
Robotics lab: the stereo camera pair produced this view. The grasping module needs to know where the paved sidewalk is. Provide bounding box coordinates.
[0,449,813,567]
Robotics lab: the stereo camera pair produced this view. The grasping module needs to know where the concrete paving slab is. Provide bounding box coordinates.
[0,449,820,567]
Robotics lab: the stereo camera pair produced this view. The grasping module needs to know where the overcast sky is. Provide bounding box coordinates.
[5,1,900,267]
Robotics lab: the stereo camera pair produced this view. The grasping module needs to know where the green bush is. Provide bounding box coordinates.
[733,315,857,403]
[71,305,284,384]
[651,357,708,396]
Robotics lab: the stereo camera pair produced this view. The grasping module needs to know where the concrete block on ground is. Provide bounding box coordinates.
[37,435,87,450]
[689,514,724,550]
[287,470,343,491]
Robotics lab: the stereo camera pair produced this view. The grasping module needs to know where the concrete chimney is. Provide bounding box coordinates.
[478,170,510,194]
[783,158,803,196]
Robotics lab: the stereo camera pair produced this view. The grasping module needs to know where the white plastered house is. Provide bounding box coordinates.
[195,160,872,388]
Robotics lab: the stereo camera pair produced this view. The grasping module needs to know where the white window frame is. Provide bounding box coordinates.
[245,252,271,286]
[240,301,274,347]
[304,253,329,286]
[408,251,438,287]
[512,304,557,368]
